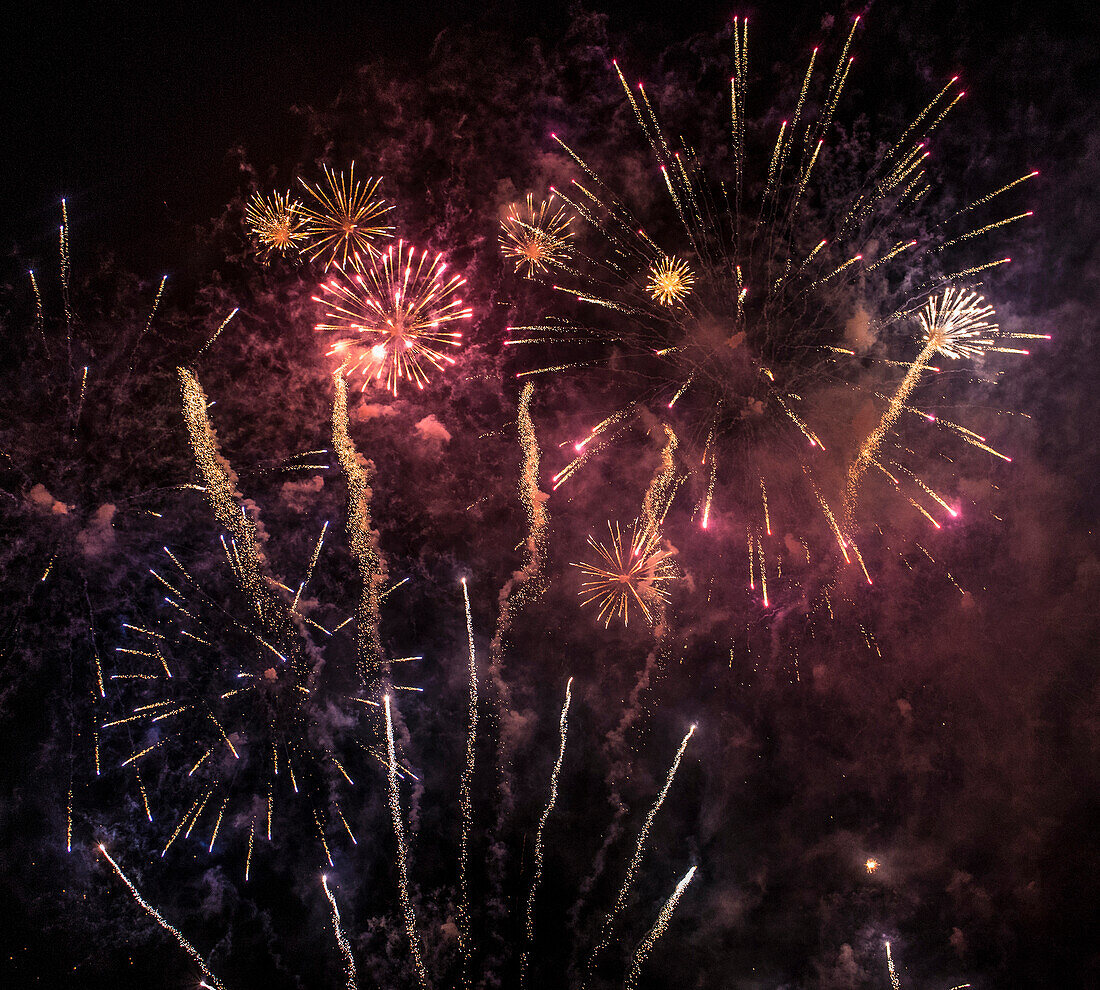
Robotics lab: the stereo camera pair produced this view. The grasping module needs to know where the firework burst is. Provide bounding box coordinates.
[574,520,676,627]
[314,239,472,395]
[244,190,308,263]
[507,17,1043,606]
[299,162,394,269]
[499,193,574,276]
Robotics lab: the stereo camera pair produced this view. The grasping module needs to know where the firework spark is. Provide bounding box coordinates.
[244,190,308,263]
[574,519,676,627]
[647,255,695,306]
[500,193,574,276]
[315,240,472,395]
[299,163,394,269]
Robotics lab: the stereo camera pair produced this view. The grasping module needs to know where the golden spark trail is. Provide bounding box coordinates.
[383,696,429,989]
[846,289,997,525]
[457,578,477,983]
[333,372,387,681]
[179,369,268,615]
[197,308,239,358]
[624,865,698,990]
[520,677,573,988]
[586,724,696,976]
[885,940,902,990]
[98,845,228,990]
[322,874,358,990]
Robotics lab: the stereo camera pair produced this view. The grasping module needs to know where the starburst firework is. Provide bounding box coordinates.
[574,520,676,627]
[244,190,308,263]
[499,193,574,276]
[647,255,695,306]
[314,239,472,395]
[299,162,394,269]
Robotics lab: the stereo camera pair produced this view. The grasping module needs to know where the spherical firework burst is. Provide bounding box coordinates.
[573,519,676,627]
[299,162,394,269]
[507,18,1043,607]
[499,193,574,276]
[314,239,472,395]
[244,190,308,263]
[647,255,695,306]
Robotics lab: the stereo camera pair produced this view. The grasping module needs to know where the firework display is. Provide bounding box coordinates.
[2,7,1085,990]
[507,17,1044,611]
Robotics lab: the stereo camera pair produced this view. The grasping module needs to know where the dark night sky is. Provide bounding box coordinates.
[2,2,1099,989]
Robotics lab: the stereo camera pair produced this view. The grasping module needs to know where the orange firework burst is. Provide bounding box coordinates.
[314,240,473,395]
[244,191,308,263]
[499,193,574,276]
[299,163,394,269]
[573,520,675,627]
[647,255,695,306]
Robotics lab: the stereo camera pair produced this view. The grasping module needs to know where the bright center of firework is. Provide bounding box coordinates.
[865,858,879,874]
[313,240,472,396]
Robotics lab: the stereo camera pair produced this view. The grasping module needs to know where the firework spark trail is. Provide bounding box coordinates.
[487,383,550,785]
[885,940,902,990]
[623,865,698,990]
[519,677,573,988]
[322,874,358,990]
[383,695,430,989]
[584,724,696,981]
[197,308,240,358]
[97,845,227,990]
[332,372,388,682]
[457,578,477,983]
[845,289,997,526]
[178,369,269,614]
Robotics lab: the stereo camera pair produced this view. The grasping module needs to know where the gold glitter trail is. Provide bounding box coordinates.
[322,874,358,990]
[457,578,477,983]
[98,845,227,990]
[383,695,430,989]
[197,308,239,358]
[332,372,388,682]
[178,368,268,616]
[520,677,573,989]
[885,940,902,990]
[586,724,696,976]
[624,865,698,990]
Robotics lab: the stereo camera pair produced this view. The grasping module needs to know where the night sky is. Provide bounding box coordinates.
[2,2,1098,988]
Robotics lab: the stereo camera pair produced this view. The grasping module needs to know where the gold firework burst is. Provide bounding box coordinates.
[646,255,695,306]
[244,191,308,263]
[920,286,997,360]
[499,193,574,276]
[299,163,394,269]
[573,520,675,627]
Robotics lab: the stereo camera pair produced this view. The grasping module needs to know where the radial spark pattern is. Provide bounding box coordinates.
[314,240,472,395]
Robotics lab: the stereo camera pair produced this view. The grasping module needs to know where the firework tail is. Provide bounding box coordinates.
[623,866,698,990]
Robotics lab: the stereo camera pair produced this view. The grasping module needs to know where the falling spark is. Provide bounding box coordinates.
[98,845,227,990]
[520,677,573,988]
[322,874,358,990]
[383,696,430,989]
[587,724,696,974]
[624,865,698,990]
[457,578,478,981]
